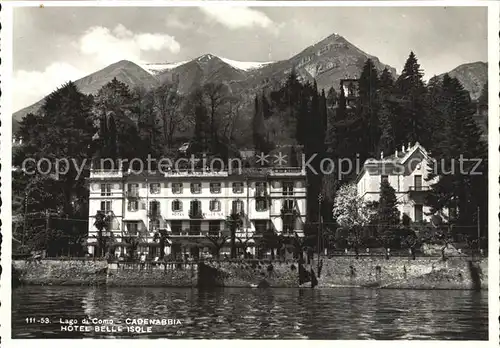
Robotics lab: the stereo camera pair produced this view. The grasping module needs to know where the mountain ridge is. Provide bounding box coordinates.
[13,33,487,129]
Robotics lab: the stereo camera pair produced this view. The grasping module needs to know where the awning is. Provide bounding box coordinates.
[123,218,143,222]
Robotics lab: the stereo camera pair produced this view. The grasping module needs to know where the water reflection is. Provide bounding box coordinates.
[12,286,487,339]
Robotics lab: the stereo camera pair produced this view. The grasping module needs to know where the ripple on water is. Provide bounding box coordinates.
[12,287,488,340]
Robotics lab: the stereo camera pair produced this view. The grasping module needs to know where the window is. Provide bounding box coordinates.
[127,183,139,197]
[283,219,294,234]
[100,200,111,212]
[283,199,294,210]
[209,221,220,235]
[255,182,267,197]
[172,200,182,212]
[232,182,244,193]
[191,182,201,194]
[190,200,202,217]
[149,201,160,217]
[172,183,183,194]
[150,183,161,194]
[171,221,182,235]
[414,175,422,190]
[210,183,221,194]
[209,199,221,212]
[149,219,160,232]
[381,175,389,184]
[126,222,139,235]
[232,200,244,214]
[101,184,111,196]
[255,198,268,212]
[127,200,139,211]
[414,205,423,223]
[283,182,294,196]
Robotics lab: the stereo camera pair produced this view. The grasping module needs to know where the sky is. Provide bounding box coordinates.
[13,5,488,112]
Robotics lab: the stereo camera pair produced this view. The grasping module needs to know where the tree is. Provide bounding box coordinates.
[203,82,230,153]
[252,95,267,152]
[205,233,229,260]
[393,51,430,147]
[356,59,380,158]
[94,211,111,257]
[226,212,243,258]
[376,180,400,258]
[426,74,487,234]
[153,82,184,149]
[332,183,376,257]
[377,103,395,156]
[94,78,141,163]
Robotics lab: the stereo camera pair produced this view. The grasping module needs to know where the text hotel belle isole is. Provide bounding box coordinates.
[59,317,182,333]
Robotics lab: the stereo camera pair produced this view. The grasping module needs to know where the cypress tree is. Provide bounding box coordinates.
[394,52,429,147]
[426,74,487,234]
[356,59,380,159]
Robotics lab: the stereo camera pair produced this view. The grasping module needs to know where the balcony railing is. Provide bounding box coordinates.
[409,186,430,192]
[148,210,161,218]
[280,207,298,216]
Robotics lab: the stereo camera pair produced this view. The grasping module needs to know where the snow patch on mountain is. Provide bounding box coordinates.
[140,61,189,75]
[219,57,273,71]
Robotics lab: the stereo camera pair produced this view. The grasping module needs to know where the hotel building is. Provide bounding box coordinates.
[86,166,307,259]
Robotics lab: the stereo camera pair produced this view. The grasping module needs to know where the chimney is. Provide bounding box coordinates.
[395,149,398,157]
[408,141,411,150]
[380,151,384,159]
[402,145,405,153]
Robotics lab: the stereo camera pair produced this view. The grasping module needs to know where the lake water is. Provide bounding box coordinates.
[12,286,487,340]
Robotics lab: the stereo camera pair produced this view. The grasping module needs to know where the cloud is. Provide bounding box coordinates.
[200,6,279,34]
[13,24,181,111]
[13,62,84,112]
[165,14,194,30]
[78,24,181,65]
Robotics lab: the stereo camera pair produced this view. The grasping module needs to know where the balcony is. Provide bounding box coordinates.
[254,188,268,198]
[280,207,299,217]
[126,191,139,200]
[148,210,161,219]
[408,186,430,202]
[189,209,204,219]
[409,186,430,192]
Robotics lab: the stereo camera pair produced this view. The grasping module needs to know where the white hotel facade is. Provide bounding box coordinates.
[356,142,444,223]
[87,167,307,259]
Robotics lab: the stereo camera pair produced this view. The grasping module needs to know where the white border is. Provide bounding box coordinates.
[1,1,498,347]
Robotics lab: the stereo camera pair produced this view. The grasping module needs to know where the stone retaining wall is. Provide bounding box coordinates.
[198,260,299,288]
[12,257,488,290]
[311,256,488,290]
[106,262,197,287]
[13,260,108,286]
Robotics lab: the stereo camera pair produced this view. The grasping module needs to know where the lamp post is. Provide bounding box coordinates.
[317,193,323,276]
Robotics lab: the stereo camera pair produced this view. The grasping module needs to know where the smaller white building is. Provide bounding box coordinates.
[356,142,441,223]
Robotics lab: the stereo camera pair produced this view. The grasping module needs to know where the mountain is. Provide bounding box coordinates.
[236,33,397,95]
[12,33,486,133]
[157,54,250,94]
[438,61,487,100]
[13,60,160,129]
